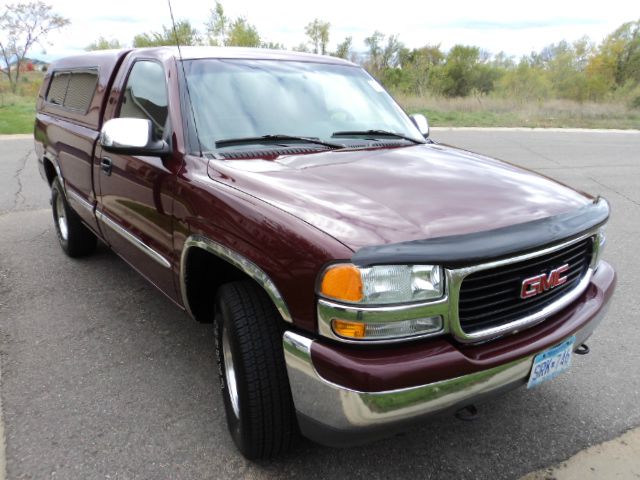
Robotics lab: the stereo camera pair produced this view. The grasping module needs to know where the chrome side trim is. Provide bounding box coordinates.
[53,160,64,186]
[65,188,94,214]
[96,210,171,269]
[179,235,293,323]
[48,156,67,198]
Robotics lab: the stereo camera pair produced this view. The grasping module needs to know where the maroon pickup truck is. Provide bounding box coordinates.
[35,47,615,459]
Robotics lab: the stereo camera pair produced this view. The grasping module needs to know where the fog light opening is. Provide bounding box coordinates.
[330,316,442,340]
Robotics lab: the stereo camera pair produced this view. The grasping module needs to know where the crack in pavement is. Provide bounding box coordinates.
[505,137,562,166]
[0,355,6,480]
[586,175,640,208]
[11,149,33,213]
[0,270,7,480]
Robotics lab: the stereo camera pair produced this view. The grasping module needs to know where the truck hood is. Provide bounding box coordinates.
[207,144,590,252]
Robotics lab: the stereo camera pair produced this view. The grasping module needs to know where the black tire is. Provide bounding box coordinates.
[51,178,97,257]
[214,281,297,459]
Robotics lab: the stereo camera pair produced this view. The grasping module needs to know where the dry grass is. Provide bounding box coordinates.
[395,93,640,129]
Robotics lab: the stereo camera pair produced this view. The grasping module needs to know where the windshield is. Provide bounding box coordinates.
[183,59,424,151]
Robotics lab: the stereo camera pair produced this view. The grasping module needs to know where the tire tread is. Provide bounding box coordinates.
[217,281,296,459]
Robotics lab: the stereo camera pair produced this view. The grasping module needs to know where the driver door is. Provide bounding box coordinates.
[95,58,179,301]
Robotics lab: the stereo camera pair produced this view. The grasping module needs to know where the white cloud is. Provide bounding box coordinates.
[28,0,639,61]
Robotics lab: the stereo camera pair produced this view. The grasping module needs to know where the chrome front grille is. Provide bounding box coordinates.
[456,237,593,336]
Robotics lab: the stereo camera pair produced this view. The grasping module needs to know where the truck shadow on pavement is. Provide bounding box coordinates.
[0,215,624,480]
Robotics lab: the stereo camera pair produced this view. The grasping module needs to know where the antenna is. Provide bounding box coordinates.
[167,0,203,156]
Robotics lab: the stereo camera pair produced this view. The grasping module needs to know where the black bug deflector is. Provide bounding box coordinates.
[351,197,609,267]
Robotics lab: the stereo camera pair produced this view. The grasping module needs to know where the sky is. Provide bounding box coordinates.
[7,0,639,62]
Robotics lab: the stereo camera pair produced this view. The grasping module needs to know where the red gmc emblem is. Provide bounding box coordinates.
[520,264,570,299]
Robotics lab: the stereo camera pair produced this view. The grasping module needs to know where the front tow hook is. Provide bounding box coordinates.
[575,343,590,355]
[455,404,479,421]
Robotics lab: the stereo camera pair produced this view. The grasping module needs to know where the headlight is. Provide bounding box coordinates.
[319,263,443,305]
[318,263,445,341]
[592,225,606,269]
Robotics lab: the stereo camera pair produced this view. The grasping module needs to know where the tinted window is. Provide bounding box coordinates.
[46,72,70,105]
[46,70,98,112]
[119,61,168,139]
[65,72,98,111]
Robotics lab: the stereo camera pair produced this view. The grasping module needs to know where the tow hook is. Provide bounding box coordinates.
[455,404,479,421]
[575,343,590,355]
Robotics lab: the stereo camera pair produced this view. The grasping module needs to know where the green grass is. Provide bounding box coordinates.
[0,72,42,135]
[0,96,36,135]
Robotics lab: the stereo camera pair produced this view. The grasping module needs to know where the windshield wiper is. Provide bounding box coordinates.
[332,130,425,144]
[215,134,344,149]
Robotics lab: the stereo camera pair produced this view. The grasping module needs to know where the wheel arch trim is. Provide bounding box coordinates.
[42,155,64,188]
[179,234,293,323]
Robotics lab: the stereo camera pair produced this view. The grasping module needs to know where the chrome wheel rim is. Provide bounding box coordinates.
[222,326,240,418]
[55,193,68,241]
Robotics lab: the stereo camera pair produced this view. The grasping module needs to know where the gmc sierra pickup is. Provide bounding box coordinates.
[35,47,615,460]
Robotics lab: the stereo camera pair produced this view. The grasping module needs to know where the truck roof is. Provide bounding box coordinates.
[50,46,357,70]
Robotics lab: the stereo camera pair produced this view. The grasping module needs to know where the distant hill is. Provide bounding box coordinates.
[1,57,49,72]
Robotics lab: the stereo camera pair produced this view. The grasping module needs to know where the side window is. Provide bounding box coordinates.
[118,61,168,139]
[65,72,98,111]
[46,70,98,112]
[47,72,70,105]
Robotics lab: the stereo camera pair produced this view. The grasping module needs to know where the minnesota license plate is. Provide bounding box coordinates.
[527,336,575,389]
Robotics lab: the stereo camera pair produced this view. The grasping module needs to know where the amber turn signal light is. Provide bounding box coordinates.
[320,264,363,302]
[331,319,366,339]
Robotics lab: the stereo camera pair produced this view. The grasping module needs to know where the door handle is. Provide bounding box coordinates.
[101,157,112,176]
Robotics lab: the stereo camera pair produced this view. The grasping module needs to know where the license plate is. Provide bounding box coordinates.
[527,336,575,389]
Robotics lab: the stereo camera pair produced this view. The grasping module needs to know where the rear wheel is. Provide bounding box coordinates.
[214,281,297,459]
[51,178,97,257]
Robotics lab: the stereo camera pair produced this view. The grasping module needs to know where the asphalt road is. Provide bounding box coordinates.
[0,130,639,479]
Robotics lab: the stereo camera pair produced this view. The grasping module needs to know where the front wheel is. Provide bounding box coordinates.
[214,281,297,459]
[51,178,97,257]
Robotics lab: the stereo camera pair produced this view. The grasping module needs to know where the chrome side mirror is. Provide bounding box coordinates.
[100,118,170,156]
[410,113,429,138]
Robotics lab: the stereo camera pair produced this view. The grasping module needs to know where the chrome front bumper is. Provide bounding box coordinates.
[283,302,610,447]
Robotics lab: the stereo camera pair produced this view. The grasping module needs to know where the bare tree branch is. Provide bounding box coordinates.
[0,1,69,92]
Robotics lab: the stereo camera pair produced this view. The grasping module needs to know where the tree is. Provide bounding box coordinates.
[381,34,403,69]
[333,36,353,60]
[262,41,285,50]
[226,18,260,47]
[435,45,501,97]
[492,51,515,69]
[532,39,595,101]
[498,60,551,101]
[206,1,228,46]
[598,19,640,87]
[304,19,330,55]
[401,45,444,95]
[364,31,385,74]
[0,1,69,92]
[292,42,310,53]
[86,36,123,51]
[205,2,262,48]
[133,20,200,48]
